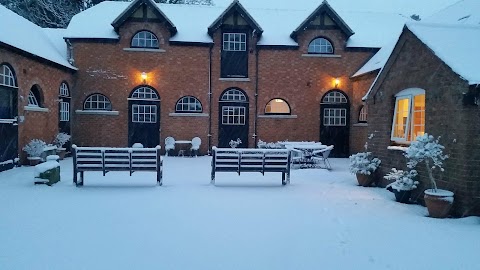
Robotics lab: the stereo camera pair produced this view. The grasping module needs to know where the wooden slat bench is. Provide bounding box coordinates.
[211,147,292,185]
[72,145,163,186]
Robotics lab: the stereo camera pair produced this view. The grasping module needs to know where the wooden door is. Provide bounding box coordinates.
[320,90,350,158]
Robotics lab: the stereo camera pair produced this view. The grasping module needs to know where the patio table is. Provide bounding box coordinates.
[281,142,327,168]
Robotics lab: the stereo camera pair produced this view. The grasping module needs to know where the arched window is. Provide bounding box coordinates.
[265,98,291,115]
[131,31,159,48]
[308,37,334,54]
[359,105,367,123]
[83,94,112,111]
[59,82,69,97]
[130,86,158,100]
[322,91,348,104]
[175,96,202,113]
[0,64,16,87]
[28,85,43,107]
[391,88,425,143]
[220,89,247,102]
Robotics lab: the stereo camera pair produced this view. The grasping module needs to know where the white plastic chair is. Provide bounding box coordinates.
[312,145,334,170]
[289,148,305,169]
[165,137,175,156]
[190,137,201,157]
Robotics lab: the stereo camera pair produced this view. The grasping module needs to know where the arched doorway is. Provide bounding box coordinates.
[58,82,71,149]
[0,64,18,171]
[320,90,350,157]
[218,88,249,148]
[128,86,160,148]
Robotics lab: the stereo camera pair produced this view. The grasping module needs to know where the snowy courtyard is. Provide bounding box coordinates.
[0,157,479,270]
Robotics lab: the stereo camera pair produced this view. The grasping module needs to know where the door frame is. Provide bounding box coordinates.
[218,88,249,148]
[320,89,350,158]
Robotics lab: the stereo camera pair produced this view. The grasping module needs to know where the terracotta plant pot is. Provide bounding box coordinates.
[356,173,374,187]
[393,189,412,204]
[56,148,66,160]
[424,189,454,218]
[27,157,42,166]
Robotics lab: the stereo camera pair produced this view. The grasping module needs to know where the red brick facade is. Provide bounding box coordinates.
[365,29,480,216]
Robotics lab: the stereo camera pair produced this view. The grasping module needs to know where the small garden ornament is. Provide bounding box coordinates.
[385,169,419,203]
[23,139,47,166]
[404,134,452,218]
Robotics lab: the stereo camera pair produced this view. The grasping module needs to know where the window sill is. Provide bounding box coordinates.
[75,110,119,116]
[169,113,209,117]
[219,78,250,82]
[301,54,342,58]
[387,146,408,152]
[353,123,368,127]
[258,114,298,119]
[123,48,166,53]
[24,106,49,112]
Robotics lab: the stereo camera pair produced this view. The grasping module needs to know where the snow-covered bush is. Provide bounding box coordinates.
[404,134,448,192]
[229,138,242,148]
[23,139,47,158]
[257,140,284,149]
[349,152,381,175]
[385,168,419,191]
[53,132,71,148]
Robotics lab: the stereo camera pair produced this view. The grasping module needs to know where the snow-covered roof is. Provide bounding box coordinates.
[66,1,408,48]
[407,22,480,85]
[352,40,396,77]
[425,0,480,25]
[0,5,75,70]
[42,28,69,62]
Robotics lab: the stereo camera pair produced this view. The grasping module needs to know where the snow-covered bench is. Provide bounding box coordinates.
[211,147,292,186]
[72,145,163,186]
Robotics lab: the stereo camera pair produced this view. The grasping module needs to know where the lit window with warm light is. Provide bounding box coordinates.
[265,98,291,115]
[391,88,425,143]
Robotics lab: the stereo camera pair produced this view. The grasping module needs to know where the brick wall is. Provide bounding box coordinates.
[0,47,74,163]
[365,29,480,216]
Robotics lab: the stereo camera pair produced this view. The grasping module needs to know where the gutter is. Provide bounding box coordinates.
[208,43,213,154]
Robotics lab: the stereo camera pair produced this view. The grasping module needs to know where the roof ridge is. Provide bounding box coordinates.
[407,21,480,30]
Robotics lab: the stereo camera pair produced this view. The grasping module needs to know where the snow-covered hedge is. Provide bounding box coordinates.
[385,168,419,191]
[349,152,381,175]
[23,139,47,158]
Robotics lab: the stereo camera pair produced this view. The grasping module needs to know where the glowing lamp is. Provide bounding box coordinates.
[141,72,147,82]
[334,78,340,88]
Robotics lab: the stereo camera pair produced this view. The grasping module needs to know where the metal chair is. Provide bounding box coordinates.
[312,145,334,170]
[165,136,175,156]
[190,137,201,157]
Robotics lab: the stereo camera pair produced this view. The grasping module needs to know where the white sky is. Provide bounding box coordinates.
[212,0,460,18]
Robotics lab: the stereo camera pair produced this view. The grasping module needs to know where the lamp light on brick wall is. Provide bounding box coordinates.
[334,78,340,88]
[141,72,148,84]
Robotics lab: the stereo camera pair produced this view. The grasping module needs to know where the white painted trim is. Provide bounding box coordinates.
[353,123,368,127]
[219,78,251,82]
[301,54,342,58]
[75,110,119,115]
[387,146,408,151]
[123,48,166,53]
[257,114,298,119]
[24,106,49,112]
[395,88,425,97]
[169,113,209,117]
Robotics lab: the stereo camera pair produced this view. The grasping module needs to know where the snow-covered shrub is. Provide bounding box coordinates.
[23,139,47,158]
[229,138,242,148]
[53,132,71,148]
[257,140,285,149]
[349,152,381,175]
[385,168,419,191]
[404,134,448,192]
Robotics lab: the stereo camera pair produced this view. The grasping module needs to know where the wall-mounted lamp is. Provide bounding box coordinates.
[334,78,340,88]
[141,72,147,83]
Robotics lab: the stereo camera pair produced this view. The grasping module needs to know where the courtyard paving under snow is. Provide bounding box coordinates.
[0,157,479,270]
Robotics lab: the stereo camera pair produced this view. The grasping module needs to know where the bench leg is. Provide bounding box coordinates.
[211,172,215,185]
[78,171,84,186]
[73,171,77,185]
[157,169,163,186]
[287,172,291,184]
[282,172,287,186]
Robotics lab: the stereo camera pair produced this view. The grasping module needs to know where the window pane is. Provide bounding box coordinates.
[411,94,425,141]
[393,98,410,139]
[265,99,290,114]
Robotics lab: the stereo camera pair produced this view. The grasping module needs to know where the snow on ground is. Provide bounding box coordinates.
[0,157,479,270]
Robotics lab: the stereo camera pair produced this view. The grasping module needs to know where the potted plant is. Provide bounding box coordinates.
[404,134,452,218]
[349,152,381,187]
[23,139,47,166]
[53,132,71,160]
[385,168,419,203]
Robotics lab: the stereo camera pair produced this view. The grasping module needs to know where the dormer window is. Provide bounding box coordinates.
[131,31,159,49]
[308,37,334,54]
[221,32,248,78]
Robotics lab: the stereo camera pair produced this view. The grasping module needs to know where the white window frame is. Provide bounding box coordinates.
[132,104,157,123]
[222,106,246,125]
[322,91,348,104]
[131,31,159,49]
[84,94,112,111]
[0,65,16,87]
[130,87,158,100]
[27,91,39,107]
[308,38,334,54]
[60,102,70,122]
[59,82,69,97]
[390,88,426,143]
[323,108,347,126]
[223,33,247,52]
[175,96,202,113]
[221,89,247,102]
